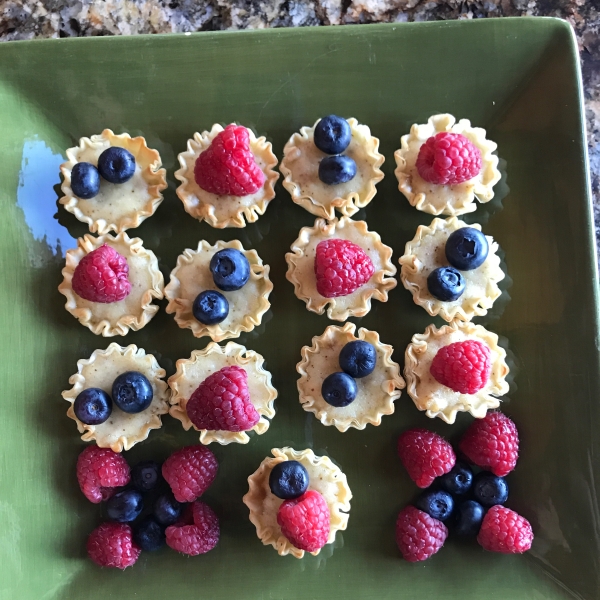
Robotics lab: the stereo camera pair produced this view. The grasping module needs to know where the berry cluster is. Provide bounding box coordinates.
[314,115,357,186]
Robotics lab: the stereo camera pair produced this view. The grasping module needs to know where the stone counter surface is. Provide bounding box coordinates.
[1,0,599,251]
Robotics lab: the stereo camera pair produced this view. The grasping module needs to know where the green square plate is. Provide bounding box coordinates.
[0,16,597,600]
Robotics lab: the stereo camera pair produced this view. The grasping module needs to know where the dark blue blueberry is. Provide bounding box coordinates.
[209,248,250,292]
[339,341,377,378]
[472,472,509,507]
[73,388,112,425]
[112,371,153,414]
[106,489,144,523]
[414,490,454,522]
[439,462,473,496]
[71,162,100,199]
[133,516,165,551]
[318,155,357,185]
[154,493,183,526]
[321,372,358,407]
[131,460,161,492]
[97,146,136,184]
[192,290,229,325]
[427,266,465,301]
[268,460,309,500]
[454,500,485,536]
[445,227,489,271]
[314,115,352,155]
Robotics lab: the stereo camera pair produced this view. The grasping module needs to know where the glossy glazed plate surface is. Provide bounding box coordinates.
[0,17,597,600]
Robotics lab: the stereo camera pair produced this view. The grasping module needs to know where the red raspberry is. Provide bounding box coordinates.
[166,501,220,556]
[87,522,140,568]
[395,506,448,562]
[459,412,519,477]
[72,244,131,303]
[277,490,330,552]
[194,124,265,196]
[76,445,130,504]
[186,366,259,432]
[416,132,482,185]
[314,238,375,298]
[397,429,456,488]
[430,340,491,395]
[477,506,533,553]
[162,445,218,503]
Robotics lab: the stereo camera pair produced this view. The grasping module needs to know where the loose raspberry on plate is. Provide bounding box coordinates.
[162,445,218,503]
[459,411,519,477]
[87,522,140,568]
[314,238,375,298]
[430,340,491,395]
[77,445,130,504]
[72,244,131,303]
[194,124,265,196]
[398,429,456,488]
[416,132,482,185]
[477,505,533,553]
[277,490,330,552]
[186,365,259,432]
[166,501,220,556]
[395,506,448,562]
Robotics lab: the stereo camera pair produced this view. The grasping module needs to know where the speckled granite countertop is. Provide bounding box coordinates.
[1,0,599,249]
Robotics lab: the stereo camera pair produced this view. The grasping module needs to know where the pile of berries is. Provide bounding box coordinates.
[395,412,533,562]
[314,115,357,186]
[78,444,219,569]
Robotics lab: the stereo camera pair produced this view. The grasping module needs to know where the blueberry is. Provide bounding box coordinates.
[209,248,250,292]
[414,490,454,522]
[454,500,485,535]
[192,290,229,325]
[268,460,309,500]
[314,115,352,155]
[70,162,100,199]
[339,341,377,378]
[445,227,489,271]
[318,155,357,185]
[133,516,165,551]
[112,371,153,414]
[97,146,136,184]
[106,489,144,523]
[321,372,358,407]
[154,493,182,526]
[472,472,509,507]
[439,462,473,496]
[73,388,112,425]
[131,460,161,492]
[427,266,465,301]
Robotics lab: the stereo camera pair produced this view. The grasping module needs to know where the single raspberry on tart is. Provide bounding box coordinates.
[430,340,491,394]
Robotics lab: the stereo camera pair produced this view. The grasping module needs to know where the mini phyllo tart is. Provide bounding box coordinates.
[394,114,501,216]
[285,217,396,321]
[164,240,273,342]
[400,217,504,322]
[168,341,277,445]
[58,232,164,336]
[404,321,509,424]
[59,129,167,234]
[297,323,405,431]
[280,115,385,219]
[242,447,352,558]
[174,124,279,228]
[62,343,170,452]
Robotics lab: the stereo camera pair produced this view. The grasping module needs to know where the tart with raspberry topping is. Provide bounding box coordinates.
[174,124,279,228]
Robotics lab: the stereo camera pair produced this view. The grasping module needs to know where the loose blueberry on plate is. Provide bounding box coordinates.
[154,493,183,526]
[314,115,352,155]
[269,460,309,500]
[209,248,251,292]
[321,372,358,407]
[439,462,473,496]
[414,489,454,522]
[133,516,166,552]
[97,146,136,184]
[73,388,112,425]
[318,155,357,185]
[339,340,377,378]
[454,499,485,536]
[472,472,509,507]
[192,290,229,325]
[445,227,489,271]
[131,460,161,492]
[427,266,465,301]
[112,371,153,414]
[106,489,144,523]
[70,162,100,199]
